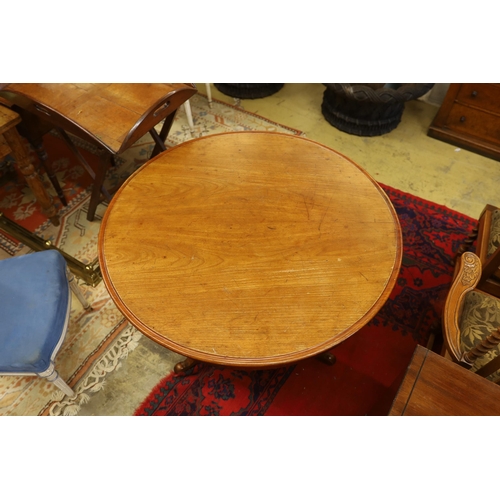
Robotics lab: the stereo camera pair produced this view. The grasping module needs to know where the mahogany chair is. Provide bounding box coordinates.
[0,250,91,397]
[456,204,500,297]
[443,251,500,382]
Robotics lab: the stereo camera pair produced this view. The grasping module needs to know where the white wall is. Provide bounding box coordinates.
[419,84,450,106]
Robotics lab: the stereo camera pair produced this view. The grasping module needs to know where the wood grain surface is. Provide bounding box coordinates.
[390,345,500,415]
[0,83,196,154]
[99,132,402,367]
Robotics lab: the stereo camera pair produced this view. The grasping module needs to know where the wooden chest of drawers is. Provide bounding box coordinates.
[428,83,500,161]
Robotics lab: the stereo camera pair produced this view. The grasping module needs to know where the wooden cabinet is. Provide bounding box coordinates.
[428,83,500,161]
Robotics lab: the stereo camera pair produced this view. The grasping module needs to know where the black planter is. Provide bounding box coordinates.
[321,83,434,137]
[214,83,284,99]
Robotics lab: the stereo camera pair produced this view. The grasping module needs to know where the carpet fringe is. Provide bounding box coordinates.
[47,325,142,416]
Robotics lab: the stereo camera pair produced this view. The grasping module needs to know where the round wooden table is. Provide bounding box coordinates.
[99,132,402,370]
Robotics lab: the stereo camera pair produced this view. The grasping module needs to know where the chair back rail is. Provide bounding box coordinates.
[443,252,482,363]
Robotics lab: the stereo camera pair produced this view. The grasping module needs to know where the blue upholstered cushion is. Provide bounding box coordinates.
[0,250,70,373]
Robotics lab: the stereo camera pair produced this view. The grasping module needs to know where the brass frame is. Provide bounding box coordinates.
[0,212,101,287]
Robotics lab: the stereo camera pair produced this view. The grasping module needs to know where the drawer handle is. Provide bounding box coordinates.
[460,116,466,123]
[34,104,51,117]
[153,100,170,117]
[471,90,478,97]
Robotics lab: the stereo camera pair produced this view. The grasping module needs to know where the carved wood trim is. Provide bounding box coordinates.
[461,252,482,286]
[443,252,482,362]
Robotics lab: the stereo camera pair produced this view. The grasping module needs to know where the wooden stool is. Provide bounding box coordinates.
[0,105,59,226]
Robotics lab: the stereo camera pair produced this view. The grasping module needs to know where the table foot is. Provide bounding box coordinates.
[316,352,337,365]
[174,357,198,374]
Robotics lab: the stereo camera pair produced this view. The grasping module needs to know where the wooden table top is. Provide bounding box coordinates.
[390,345,500,415]
[99,132,402,367]
[0,83,196,154]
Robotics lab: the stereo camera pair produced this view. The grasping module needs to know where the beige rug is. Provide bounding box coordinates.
[0,93,303,416]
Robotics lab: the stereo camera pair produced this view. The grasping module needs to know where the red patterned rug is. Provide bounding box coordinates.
[134,187,477,416]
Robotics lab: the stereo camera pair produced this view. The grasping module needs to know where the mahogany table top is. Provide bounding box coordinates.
[99,132,402,367]
[0,83,196,154]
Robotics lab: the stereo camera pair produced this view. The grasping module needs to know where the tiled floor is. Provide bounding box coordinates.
[77,83,500,415]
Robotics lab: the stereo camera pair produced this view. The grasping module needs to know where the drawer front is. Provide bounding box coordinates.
[456,83,500,114]
[446,103,500,145]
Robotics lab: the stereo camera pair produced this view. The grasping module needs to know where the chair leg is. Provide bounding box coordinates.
[39,362,75,397]
[455,227,479,262]
[67,269,92,310]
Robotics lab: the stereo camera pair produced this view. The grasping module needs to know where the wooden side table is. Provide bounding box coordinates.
[389,345,500,416]
[0,83,197,220]
[0,105,59,226]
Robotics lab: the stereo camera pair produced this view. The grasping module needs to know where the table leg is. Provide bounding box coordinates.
[174,357,198,374]
[150,111,178,158]
[3,127,60,226]
[28,136,68,206]
[56,128,112,221]
[14,108,68,206]
[316,352,337,365]
[87,152,112,222]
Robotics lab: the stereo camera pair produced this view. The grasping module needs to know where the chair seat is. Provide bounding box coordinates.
[459,290,500,380]
[0,250,69,373]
